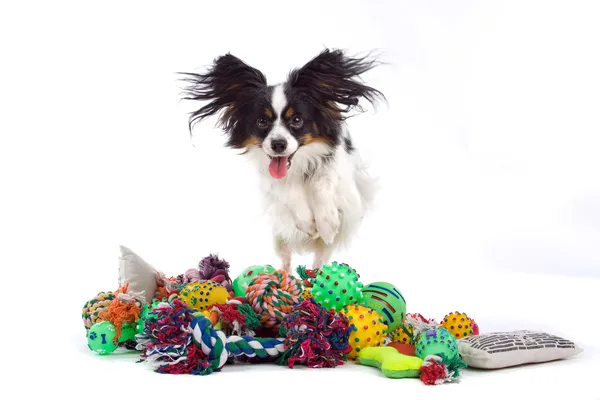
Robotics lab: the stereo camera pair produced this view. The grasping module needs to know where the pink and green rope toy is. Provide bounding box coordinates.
[245,269,302,330]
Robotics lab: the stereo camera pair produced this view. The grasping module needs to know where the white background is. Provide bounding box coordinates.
[1,0,599,398]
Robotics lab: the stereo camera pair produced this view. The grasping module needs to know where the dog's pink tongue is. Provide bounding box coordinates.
[268,156,289,179]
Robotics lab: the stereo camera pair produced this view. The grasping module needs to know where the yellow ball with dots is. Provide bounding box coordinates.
[440,311,475,339]
[391,324,415,345]
[301,287,313,300]
[341,305,388,360]
[179,280,230,312]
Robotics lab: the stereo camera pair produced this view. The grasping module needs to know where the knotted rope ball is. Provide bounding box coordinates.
[82,291,115,330]
[137,299,209,375]
[245,270,302,330]
[277,298,352,368]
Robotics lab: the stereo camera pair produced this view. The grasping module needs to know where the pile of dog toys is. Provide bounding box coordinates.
[82,254,479,385]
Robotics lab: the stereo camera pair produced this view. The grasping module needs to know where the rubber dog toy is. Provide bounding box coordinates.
[357,346,423,378]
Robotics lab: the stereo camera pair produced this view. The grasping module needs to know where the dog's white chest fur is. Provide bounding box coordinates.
[250,141,376,255]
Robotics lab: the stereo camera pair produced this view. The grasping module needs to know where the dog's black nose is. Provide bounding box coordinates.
[271,139,287,153]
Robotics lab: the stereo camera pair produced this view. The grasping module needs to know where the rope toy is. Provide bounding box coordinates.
[98,283,141,343]
[82,291,115,330]
[177,254,234,297]
[137,298,210,374]
[405,313,439,339]
[245,269,302,330]
[277,298,352,368]
[296,265,317,288]
[198,254,234,296]
[209,302,260,336]
[190,314,285,374]
[137,298,286,375]
[419,354,467,385]
[154,272,179,301]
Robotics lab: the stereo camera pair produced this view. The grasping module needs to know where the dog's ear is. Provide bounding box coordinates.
[180,54,267,131]
[288,49,385,120]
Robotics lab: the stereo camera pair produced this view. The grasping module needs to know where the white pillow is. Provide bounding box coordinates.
[458,330,583,369]
[118,245,158,304]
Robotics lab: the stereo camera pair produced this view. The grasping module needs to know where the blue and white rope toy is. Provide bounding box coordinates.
[190,315,286,372]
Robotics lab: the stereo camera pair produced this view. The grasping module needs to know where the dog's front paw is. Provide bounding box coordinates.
[296,218,318,239]
[315,205,340,245]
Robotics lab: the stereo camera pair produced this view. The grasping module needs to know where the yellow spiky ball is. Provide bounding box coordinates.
[440,311,474,339]
[301,287,313,300]
[391,324,415,345]
[179,280,230,312]
[341,305,388,360]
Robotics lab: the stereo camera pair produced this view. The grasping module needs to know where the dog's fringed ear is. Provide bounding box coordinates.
[288,49,385,119]
[180,54,267,132]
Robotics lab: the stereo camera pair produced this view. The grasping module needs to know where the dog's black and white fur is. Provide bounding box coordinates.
[181,49,384,271]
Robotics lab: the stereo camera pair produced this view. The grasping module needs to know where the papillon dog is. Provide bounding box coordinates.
[180,48,384,271]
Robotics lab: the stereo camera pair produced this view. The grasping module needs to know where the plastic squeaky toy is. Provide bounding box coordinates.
[341,305,388,360]
[359,282,406,332]
[415,328,459,361]
[440,311,476,339]
[87,321,136,355]
[311,261,363,312]
[179,280,230,312]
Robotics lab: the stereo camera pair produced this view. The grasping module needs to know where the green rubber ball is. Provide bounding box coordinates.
[415,328,459,360]
[87,321,118,355]
[311,261,363,312]
[358,282,407,332]
[119,323,136,343]
[137,298,161,334]
[232,265,275,297]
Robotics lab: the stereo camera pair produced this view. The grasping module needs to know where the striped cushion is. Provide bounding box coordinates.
[458,330,583,369]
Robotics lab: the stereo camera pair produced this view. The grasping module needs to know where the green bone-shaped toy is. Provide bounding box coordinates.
[357,346,423,378]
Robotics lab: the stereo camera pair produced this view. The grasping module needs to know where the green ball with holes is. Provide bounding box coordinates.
[311,261,363,312]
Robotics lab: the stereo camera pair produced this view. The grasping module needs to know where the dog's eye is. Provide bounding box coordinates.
[256,118,268,129]
[290,116,303,129]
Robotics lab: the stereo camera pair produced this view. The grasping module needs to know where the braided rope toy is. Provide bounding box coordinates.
[136,299,285,375]
[82,291,115,330]
[96,283,141,343]
[245,269,302,330]
[296,265,317,288]
[190,315,285,373]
